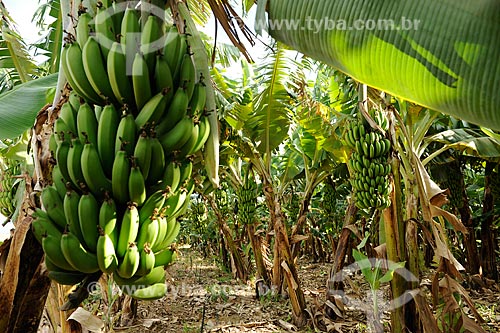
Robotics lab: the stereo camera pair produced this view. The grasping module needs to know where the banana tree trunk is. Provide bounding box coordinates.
[325,201,357,319]
[0,218,51,333]
[457,170,480,274]
[262,179,308,327]
[207,195,248,281]
[480,162,498,280]
[266,0,500,130]
[247,223,271,289]
[290,191,313,259]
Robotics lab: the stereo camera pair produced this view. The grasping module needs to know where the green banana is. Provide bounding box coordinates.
[64,188,85,245]
[78,192,99,252]
[111,149,131,205]
[136,243,155,276]
[136,216,158,250]
[162,191,185,220]
[136,134,153,178]
[82,36,115,100]
[178,160,193,187]
[172,180,195,218]
[154,55,174,99]
[56,140,71,185]
[163,25,181,74]
[97,103,120,176]
[120,7,141,65]
[177,122,199,158]
[59,102,78,134]
[128,162,146,206]
[190,115,211,154]
[49,133,58,156]
[61,232,100,273]
[159,116,194,154]
[63,42,103,104]
[44,256,65,272]
[115,112,137,156]
[76,11,92,49]
[99,196,118,245]
[140,15,162,72]
[152,216,168,252]
[32,213,63,244]
[42,234,76,271]
[147,136,166,185]
[179,53,196,100]
[135,90,169,129]
[77,102,98,149]
[188,80,206,117]
[51,165,67,199]
[107,42,135,107]
[41,185,66,229]
[172,33,188,83]
[97,231,118,273]
[154,248,174,267]
[110,2,124,39]
[113,265,165,287]
[160,87,189,133]
[81,142,112,197]
[159,218,181,249]
[68,91,81,111]
[117,242,140,278]
[116,204,139,257]
[125,282,167,300]
[139,190,166,223]
[67,138,85,189]
[94,105,103,121]
[94,2,116,59]
[48,270,87,285]
[132,52,152,112]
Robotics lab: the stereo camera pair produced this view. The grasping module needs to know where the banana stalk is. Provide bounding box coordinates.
[177,2,219,188]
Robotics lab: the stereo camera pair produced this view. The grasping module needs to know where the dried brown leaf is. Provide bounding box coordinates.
[413,292,441,333]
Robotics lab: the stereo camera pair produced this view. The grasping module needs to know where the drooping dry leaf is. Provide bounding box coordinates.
[431,222,465,272]
[290,234,309,244]
[67,307,104,332]
[441,275,484,323]
[277,319,298,331]
[430,205,467,234]
[413,292,441,333]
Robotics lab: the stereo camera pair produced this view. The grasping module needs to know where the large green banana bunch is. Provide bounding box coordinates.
[439,160,465,209]
[491,169,500,202]
[38,1,211,301]
[344,109,392,210]
[321,178,336,218]
[237,178,257,225]
[0,159,19,217]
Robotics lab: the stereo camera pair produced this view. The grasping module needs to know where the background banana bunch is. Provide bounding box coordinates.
[321,177,336,218]
[34,0,209,300]
[237,178,257,225]
[344,109,392,210]
[0,159,20,217]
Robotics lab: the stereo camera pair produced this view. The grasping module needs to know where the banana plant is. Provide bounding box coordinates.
[214,45,309,325]
[31,0,63,74]
[262,0,500,130]
[0,0,61,140]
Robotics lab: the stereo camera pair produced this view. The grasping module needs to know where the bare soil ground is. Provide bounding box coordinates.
[111,249,500,333]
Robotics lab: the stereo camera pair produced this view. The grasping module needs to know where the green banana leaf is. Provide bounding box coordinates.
[32,0,62,74]
[425,128,500,161]
[265,0,500,130]
[0,73,58,139]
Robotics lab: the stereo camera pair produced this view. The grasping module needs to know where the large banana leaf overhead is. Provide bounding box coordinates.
[266,0,500,130]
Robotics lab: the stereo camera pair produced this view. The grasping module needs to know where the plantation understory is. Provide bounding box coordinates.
[35,249,500,333]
